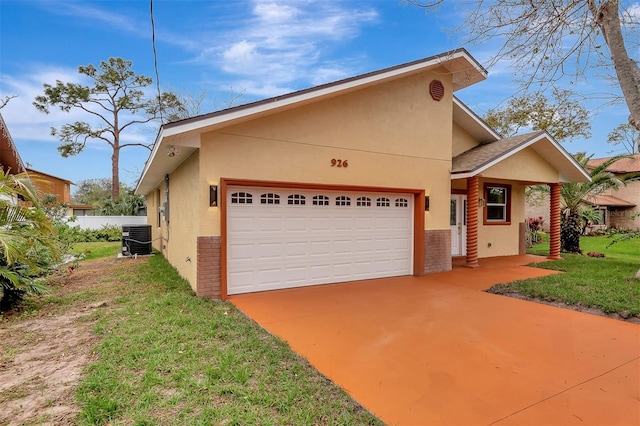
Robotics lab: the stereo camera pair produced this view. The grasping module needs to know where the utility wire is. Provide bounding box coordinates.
[150,0,164,122]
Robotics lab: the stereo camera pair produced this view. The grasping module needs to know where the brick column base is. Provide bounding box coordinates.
[197,236,221,299]
[424,230,452,274]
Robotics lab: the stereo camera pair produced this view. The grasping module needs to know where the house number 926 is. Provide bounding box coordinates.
[331,159,348,168]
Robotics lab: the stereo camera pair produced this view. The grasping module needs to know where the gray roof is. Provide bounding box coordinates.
[452,131,546,174]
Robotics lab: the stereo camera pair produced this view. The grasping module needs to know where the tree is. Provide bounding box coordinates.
[73,178,132,205]
[0,171,62,310]
[410,1,640,133]
[559,152,635,253]
[484,88,591,142]
[607,123,639,154]
[33,57,182,199]
[0,95,16,109]
[163,87,246,122]
[97,191,146,216]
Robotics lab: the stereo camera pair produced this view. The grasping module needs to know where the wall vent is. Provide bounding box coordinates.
[430,80,445,101]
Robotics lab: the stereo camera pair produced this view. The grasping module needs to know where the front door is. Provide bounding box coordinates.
[450,195,467,256]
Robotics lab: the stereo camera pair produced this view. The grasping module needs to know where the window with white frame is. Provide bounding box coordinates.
[484,184,511,223]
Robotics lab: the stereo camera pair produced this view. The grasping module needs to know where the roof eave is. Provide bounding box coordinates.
[451,132,591,183]
[136,49,488,195]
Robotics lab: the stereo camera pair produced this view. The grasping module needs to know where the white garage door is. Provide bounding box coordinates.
[227,186,414,295]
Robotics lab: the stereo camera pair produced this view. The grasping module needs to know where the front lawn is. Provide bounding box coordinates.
[73,255,382,425]
[71,241,122,261]
[488,236,640,318]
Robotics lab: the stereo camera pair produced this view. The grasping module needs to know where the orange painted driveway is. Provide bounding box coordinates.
[230,255,640,425]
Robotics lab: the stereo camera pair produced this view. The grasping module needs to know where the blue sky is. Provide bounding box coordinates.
[0,0,636,193]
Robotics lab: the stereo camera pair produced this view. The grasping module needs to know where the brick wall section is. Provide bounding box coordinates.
[196,236,221,299]
[519,222,526,255]
[424,229,452,274]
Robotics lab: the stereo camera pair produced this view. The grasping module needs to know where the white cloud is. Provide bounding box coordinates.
[253,2,300,22]
[38,1,142,35]
[189,0,379,96]
[0,64,158,153]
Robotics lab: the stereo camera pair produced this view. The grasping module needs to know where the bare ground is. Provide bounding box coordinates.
[0,257,132,426]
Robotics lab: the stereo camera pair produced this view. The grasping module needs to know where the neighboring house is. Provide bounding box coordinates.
[0,113,27,204]
[525,154,640,232]
[23,168,95,216]
[2,113,96,215]
[585,154,640,230]
[135,49,590,300]
[0,113,26,176]
[25,168,72,203]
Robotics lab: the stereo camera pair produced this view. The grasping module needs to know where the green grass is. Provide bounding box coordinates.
[75,255,382,425]
[489,236,640,317]
[71,242,122,261]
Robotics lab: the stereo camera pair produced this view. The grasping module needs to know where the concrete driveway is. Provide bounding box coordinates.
[229,255,640,425]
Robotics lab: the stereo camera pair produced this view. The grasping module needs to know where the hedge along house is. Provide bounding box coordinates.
[136,49,590,300]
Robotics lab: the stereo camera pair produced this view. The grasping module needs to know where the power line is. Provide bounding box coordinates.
[150,0,163,122]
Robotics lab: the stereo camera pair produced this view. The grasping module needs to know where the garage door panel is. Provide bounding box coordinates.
[227,186,414,295]
[285,242,308,257]
[286,217,308,231]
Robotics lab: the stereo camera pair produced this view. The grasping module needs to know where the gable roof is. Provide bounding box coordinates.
[585,194,635,208]
[136,49,488,195]
[586,154,640,173]
[25,168,74,185]
[452,97,500,144]
[451,131,591,183]
[0,113,26,175]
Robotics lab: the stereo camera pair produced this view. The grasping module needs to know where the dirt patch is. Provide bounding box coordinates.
[0,257,127,426]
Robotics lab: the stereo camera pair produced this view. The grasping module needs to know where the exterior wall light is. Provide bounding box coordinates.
[210,185,218,207]
[425,196,430,211]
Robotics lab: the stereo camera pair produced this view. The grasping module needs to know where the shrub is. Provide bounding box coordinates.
[54,223,122,243]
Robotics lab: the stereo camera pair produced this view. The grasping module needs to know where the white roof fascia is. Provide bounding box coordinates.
[452,97,501,142]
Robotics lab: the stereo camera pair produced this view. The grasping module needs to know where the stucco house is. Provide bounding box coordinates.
[136,49,590,300]
[526,154,640,232]
[584,154,640,230]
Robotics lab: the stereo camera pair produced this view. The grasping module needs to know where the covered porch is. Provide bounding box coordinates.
[449,131,591,267]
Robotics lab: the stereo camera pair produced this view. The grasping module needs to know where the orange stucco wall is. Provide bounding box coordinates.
[198,69,455,237]
[452,122,479,158]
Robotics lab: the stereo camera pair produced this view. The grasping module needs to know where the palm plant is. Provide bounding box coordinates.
[0,170,63,310]
[560,152,635,253]
[97,191,146,216]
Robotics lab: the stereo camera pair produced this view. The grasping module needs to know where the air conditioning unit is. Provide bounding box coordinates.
[122,224,152,256]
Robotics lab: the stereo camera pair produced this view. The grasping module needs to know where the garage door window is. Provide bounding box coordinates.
[395,198,408,207]
[231,192,253,204]
[261,193,280,205]
[336,196,351,206]
[288,194,306,205]
[357,196,371,207]
[313,195,329,206]
[377,197,390,207]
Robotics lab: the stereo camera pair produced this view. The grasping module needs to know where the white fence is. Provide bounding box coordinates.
[67,215,148,230]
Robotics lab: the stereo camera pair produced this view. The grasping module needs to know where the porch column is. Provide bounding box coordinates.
[548,182,562,260]
[466,175,480,268]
